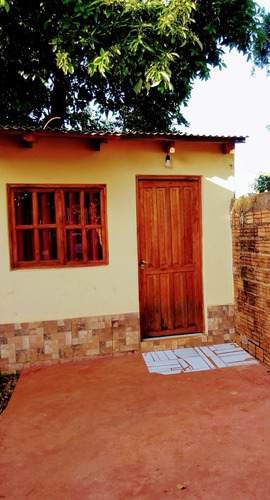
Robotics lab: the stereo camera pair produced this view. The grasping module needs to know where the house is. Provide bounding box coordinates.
[0,128,245,373]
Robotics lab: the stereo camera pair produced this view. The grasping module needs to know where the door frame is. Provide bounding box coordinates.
[136,174,204,340]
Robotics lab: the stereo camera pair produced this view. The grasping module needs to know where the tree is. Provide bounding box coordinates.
[253,9,270,72]
[253,174,270,193]
[0,0,264,131]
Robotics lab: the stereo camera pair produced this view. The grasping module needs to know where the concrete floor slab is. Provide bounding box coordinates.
[1,353,270,499]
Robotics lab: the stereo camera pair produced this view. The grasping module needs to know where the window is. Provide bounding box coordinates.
[8,185,108,269]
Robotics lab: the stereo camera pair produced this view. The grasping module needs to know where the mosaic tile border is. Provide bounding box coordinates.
[0,304,235,373]
[0,313,140,374]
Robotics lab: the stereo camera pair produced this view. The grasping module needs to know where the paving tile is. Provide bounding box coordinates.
[142,342,258,375]
[174,347,197,358]
[198,346,227,368]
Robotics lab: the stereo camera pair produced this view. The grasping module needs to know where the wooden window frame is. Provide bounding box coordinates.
[7,184,108,269]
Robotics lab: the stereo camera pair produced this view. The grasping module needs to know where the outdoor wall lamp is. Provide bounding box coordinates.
[165,154,171,167]
[164,141,175,168]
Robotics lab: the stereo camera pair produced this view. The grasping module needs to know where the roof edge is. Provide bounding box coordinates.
[0,126,246,144]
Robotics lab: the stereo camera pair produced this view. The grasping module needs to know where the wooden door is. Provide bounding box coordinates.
[137,176,203,339]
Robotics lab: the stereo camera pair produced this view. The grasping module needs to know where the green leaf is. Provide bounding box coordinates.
[93,56,104,65]
[150,80,161,87]
[134,78,143,94]
[160,71,171,83]
[0,0,10,12]
[145,81,151,93]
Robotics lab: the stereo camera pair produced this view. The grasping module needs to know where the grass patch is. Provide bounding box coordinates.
[0,373,19,415]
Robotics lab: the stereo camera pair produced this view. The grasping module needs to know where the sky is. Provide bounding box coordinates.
[181,0,270,197]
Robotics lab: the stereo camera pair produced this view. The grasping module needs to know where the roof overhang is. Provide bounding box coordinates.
[0,126,246,153]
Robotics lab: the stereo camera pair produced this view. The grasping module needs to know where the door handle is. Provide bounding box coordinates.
[139,260,148,269]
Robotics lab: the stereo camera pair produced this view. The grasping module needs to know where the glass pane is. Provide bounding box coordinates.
[65,192,81,224]
[87,229,103,261]
[40,229,57,261]
[15,192,33,225]
[38,193,55,224]
[66,230,83,261]
[17,230,35,261]
[85,192,101,225]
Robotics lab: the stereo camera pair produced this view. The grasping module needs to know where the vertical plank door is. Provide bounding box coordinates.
[137,177,203,339]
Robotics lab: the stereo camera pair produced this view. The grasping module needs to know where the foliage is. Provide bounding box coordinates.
[0,373,19,415]
[0,0,265,131]
[0,0,9,12]
[253,174,270,193]
[253,9,270,73]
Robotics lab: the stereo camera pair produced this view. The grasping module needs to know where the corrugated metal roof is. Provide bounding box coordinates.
[0,125,246,143]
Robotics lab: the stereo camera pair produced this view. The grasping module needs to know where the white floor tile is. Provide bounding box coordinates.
[142,343,258,375]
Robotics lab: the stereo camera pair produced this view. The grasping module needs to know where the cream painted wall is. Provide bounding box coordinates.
[0,135,235,327]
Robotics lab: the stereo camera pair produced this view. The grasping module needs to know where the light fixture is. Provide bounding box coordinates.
[167,141,176,154]
[164,141,175,167]
[165,154,171,167]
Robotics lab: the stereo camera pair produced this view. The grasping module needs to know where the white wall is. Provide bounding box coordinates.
[0,135,235,327]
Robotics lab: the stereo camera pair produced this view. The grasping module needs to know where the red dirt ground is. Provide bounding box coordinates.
[1,353,270,500]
